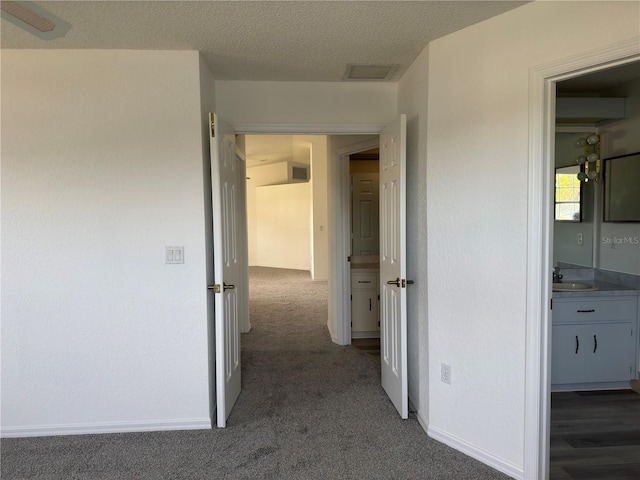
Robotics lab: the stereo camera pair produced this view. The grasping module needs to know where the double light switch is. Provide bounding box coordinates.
[165,246,184,264]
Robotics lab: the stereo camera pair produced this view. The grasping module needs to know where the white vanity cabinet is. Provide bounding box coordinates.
[551,295,638,390]
[351,272,379,338]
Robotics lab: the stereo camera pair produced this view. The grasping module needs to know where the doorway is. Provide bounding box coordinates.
[548,63,640,479]
[242,134,379,342]
[525,40,640,479]
[349,147,381,350]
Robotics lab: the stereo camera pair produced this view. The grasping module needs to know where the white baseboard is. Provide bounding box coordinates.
[1,418,212,438]
[427,425,524,480]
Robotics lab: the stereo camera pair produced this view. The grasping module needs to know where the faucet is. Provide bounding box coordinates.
[553,267,563,283]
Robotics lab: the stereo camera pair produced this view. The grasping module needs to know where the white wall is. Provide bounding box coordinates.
[309,137,330,281]
[1,50,211,435]
[256,183,312,270]
[599,77,640,274]
[424,2,640,477]
[215,81,397,132]
[397,45,429,421]
[246,162,292,266]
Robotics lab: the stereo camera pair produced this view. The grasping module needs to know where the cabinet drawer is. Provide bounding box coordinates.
[553,296,637,323]
[351,273,378,290]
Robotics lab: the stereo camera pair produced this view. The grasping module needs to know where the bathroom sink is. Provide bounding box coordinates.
[553,282,598,292]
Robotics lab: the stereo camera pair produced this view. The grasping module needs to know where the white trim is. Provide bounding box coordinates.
[331,137,380,345]
[232,123,384,135]
[428,425,524,480]
[525,37,640,480]
[1,418,212,438]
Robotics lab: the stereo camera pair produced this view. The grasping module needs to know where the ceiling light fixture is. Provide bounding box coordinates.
[1,0,71,39]
[575,134,601,183]
[1,1,54,31]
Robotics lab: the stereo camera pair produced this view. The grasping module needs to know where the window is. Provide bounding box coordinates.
[555,165,582,222]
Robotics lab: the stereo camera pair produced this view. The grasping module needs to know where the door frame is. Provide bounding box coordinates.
[525,38,640,479]
[334,138,380,346]
[233,124,384,347]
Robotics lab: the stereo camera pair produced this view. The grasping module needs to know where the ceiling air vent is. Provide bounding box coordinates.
[343,64,398,81]
[288,162,310,183]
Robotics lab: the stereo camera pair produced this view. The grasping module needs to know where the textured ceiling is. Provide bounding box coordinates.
[1,0,528,81]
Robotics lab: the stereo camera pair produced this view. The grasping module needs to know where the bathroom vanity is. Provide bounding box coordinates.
[552,276,640,391]
[350,255,380,339]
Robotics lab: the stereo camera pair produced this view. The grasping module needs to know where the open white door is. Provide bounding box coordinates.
[379,114,408,419]
[209,112,241,428]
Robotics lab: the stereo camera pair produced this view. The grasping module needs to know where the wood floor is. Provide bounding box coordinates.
[351,337,381,357]
[550,389,640,479]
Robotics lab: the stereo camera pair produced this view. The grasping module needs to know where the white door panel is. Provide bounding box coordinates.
[210,112,241,428]
[379,114,408,419]
[352,173,379,255]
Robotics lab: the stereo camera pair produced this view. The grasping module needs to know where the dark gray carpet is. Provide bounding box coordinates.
[1,267,508,479]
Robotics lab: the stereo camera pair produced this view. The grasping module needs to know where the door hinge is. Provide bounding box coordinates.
[348,256,351,262]
[209,113,215,138]
[550,298,553,310]
[350,294,352,301]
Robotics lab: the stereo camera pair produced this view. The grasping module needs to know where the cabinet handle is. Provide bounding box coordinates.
[358,280,371,284]
[577,309,595,313]
[593,334,597,353]
[575,335,579,354]
[369,298,372,311]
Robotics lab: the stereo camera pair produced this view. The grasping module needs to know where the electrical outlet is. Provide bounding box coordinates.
[441,363,452,385]
[577,233,583,246]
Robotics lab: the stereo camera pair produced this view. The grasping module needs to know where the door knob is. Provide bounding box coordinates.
[387,278,401,287]
[224,283,235,290]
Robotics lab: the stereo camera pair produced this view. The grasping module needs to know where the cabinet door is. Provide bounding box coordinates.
[586,323,634,383]
[352,290,378,332]
[552,323,633,385]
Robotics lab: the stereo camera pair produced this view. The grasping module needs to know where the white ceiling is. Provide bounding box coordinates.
[1,0,528,82]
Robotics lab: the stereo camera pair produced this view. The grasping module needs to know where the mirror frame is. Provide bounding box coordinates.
[603,151,640,223]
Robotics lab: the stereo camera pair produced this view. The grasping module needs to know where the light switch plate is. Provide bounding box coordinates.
[165,246,184,264]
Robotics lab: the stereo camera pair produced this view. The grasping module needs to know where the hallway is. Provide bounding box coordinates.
[230,267,508,479]
[0,268,507,479]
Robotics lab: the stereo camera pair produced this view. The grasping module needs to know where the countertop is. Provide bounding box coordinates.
[553,280,640,298]
[351,263,379,272]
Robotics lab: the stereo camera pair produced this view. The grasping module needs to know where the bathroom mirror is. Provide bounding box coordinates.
[603,152,640,222]
[553,132,594,268]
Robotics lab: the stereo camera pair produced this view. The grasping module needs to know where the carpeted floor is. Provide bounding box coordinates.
[1,267,508,479]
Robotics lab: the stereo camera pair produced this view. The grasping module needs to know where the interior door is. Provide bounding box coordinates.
[379,114,408,419]
[209,112,241,428]
[352,173,380,255]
